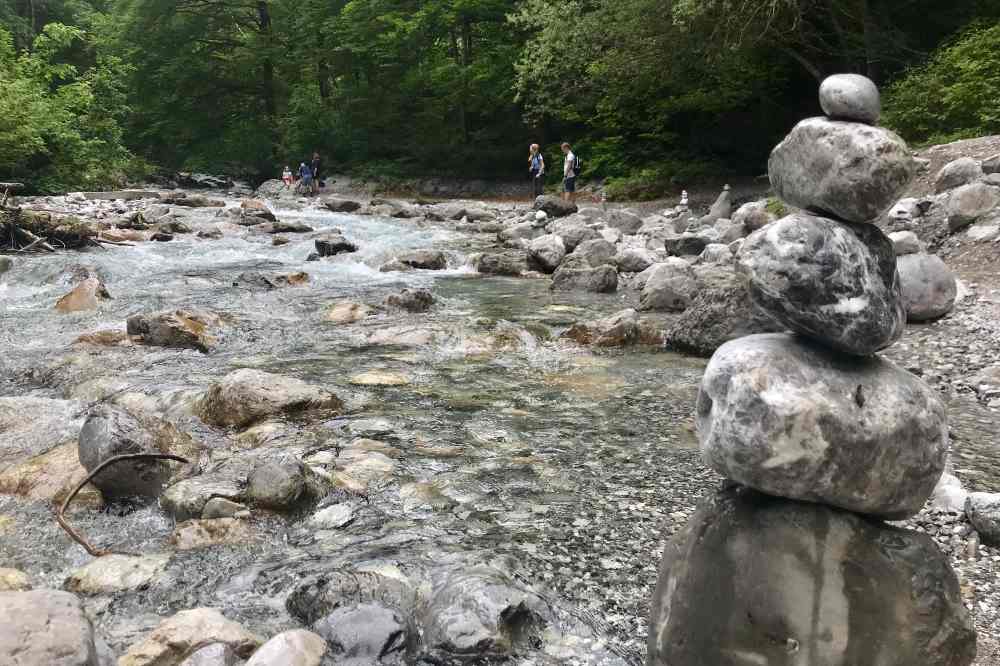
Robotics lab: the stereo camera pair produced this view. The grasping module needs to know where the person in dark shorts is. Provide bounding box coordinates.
[310,152,322,195]
[561,142,578,202]
[528,143,545,199]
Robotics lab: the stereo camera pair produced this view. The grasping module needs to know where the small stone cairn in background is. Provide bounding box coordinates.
[647,74,978,666]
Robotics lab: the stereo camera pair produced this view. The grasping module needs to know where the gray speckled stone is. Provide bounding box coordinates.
[897,252,957,322]
[639,258,698,312]
[648,486,977,666]
[769,117,915,222]
[738,213,905,355]
[966,492,1000,546]
[0,590,101,665]
[819,73,880,124]
[698,334,947,519]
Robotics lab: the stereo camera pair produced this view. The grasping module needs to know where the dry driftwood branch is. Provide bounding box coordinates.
[55,453,191,557]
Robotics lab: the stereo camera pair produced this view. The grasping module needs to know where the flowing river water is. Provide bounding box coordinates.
[0,196,721,664]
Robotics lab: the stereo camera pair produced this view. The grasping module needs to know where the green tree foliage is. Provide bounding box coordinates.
[884,22,1000,145]
[0,22,132,192]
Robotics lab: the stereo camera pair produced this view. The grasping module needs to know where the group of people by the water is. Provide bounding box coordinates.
[282,151,323,195]
[528,142,579,202]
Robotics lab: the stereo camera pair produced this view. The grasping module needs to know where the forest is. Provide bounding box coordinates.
[1,0,999,196]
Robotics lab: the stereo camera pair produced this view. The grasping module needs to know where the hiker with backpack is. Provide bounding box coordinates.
[528,144,546,199]
[297,162,313,195]
[561,142,580,202]
[310,151,322,195]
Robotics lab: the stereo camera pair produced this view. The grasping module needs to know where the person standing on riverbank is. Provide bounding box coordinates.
[298,162,313,194]
[310,152,322,195]
[561,142,577,202]
[529,144,545,199]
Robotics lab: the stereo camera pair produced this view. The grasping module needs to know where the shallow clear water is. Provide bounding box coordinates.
[0,198,712,663]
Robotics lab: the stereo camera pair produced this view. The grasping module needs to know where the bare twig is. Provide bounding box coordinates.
[55,453,190,557]
[17,235,50,253]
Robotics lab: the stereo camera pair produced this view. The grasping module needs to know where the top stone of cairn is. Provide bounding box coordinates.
[819,73,881,124]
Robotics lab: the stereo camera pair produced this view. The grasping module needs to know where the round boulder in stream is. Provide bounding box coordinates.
[196,369,343,429]
[647,485,977,666]
[699,334,947,519]
[78,406,170,498]
[738,213,905,355]
[897,252,958,322]
[246,460,306,510]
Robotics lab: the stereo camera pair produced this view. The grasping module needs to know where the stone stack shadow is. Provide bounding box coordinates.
[647,74,978,666]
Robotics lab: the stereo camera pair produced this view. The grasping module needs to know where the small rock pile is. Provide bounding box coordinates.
[647,74,978,665]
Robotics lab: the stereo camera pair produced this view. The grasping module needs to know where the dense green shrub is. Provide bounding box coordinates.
[884,23,1000,145]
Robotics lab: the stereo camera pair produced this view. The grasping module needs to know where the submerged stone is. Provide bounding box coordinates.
[647,485,977,666]
[698,334,947,519]
[738,213,904,355]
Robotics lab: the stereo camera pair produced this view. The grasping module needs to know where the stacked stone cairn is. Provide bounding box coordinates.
[647,74,978,666]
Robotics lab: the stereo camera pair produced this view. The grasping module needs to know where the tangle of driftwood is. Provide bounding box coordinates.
[55,453,190,557]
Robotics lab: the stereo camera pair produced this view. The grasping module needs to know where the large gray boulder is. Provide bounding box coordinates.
[315,234,358,257]
[567,238,616,267]
[78,407,170,498]
[533,195,577,218]
[818,73,881,124]
[935,157,984,194]
[552,223,599,252]
[311,603,411,664]
[196,369,342,429]
[731,201,775,233]
[698,334,947,519]
[666,284,780,357]
[161,473,243,521]
[664,233,709,257]
[738,213,905,356]
[966,492,1000,546]
[474,251,527,277]
[322,197,362,213]
[246,460,307,510]
[606,209,643,234]
[127,309,219,353]
[0,590,102,665]
[648,486,977,666]
[897,253,957,322]
[614,247,657,273]
[639,258,698,312]
[550,261,618,293]
[769,117,915,222]
[498,221,542,246]
[947,182,999,231]
[526,234,566,274]
[244,630,327,666]
[888,230,922,255]
[395,249,446,270]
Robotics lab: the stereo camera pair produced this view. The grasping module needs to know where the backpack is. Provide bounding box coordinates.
[572,154,581,176]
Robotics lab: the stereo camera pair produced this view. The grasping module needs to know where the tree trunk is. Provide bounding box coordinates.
[459,18,471,144]
[781,46,824,82]
[256,1,279,168]
[861,0,882,84]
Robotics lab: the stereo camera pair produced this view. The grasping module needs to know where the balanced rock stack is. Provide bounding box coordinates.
[647,74,977,666]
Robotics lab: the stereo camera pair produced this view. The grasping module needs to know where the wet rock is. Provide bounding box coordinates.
[648,485,976,666]
[169,518,253,551]
[526,234,566,274]
[567,238,615,267]
[474,251,527,277]
[562,309,642,347]
[240,199,276,221]
[983,153,1000,174]
[699,334,947,519]
[271,235,289,246]
[0,256,12,274]
[738,213,905,355]
[314,234,357,257]
[326,301,374,324]
[550,262,618,293]
[935,157,984,194]
[312,603,410,664]
[196,369,342,429]
[0,568,31,591]
[163,194,225,208]
[65,554,170,596]
[947,182,999,231]
[698,243,732,265]
[0,589,102,665]
[246,460,306,510]
[396,249,447,270]
[769,117,915,222]
[0,397,84,464]
[888,230,922,255]
[966,492,1000,546]
[606,209,643,234]
[498,221,541,246]
[197,228,223,240]
[818,73,880,124]
[201,497,248,519]
[897,253,957,322]
[0,442,101,508]
[335,451,397,493]
[234,271,307,290]
[422,567,550,662]
[77,407,171,498]
[118,608,262,666]
[55,277,111,313]
[614,248,656,273]
[666,285,780,357]
[178,643,241,666]
[384,288,435,313]
[533,195,577,218]
[309,503,356,529]
[639,258,697,312]
[127,309,219,353]
[931,472,968,514]
[552,223,599,252]
[269,220,313,234]
[161,474,243,522]
[244,630,326,666]
[150,231,175,242]
[323,197,362,213]
[663,233,708,257]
